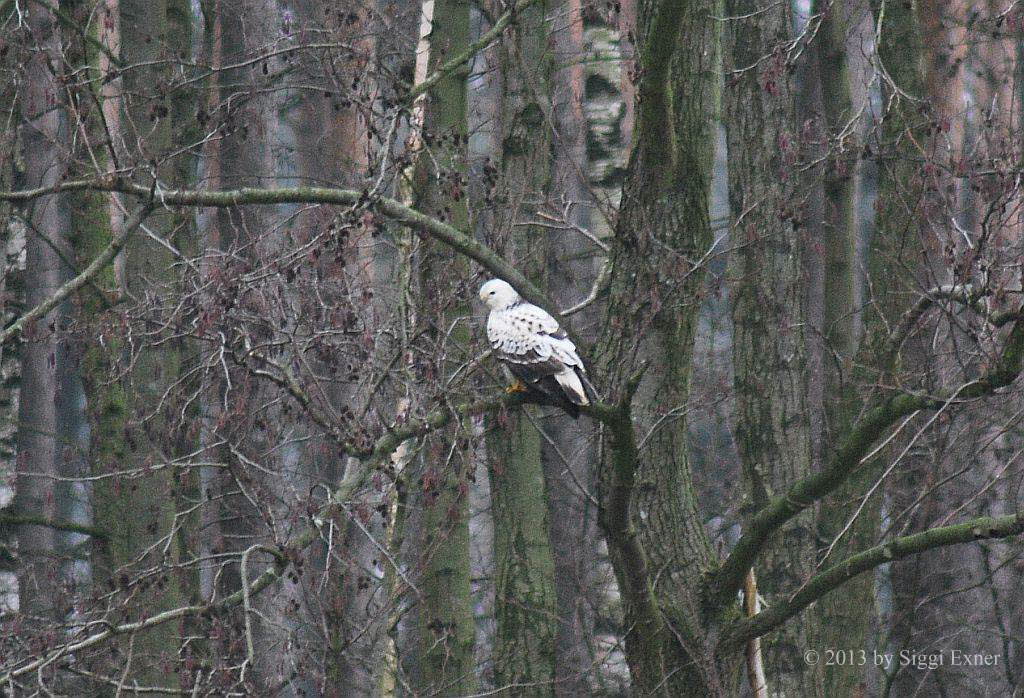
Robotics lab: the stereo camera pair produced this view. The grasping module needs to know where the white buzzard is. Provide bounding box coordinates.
[479,278,595,418]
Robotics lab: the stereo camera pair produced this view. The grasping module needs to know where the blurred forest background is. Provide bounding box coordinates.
[1,0,1024,695]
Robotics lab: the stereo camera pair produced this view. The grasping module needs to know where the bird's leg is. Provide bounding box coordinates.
[505,378,528,394]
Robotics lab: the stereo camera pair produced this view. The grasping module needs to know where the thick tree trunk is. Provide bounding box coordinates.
[867,2,951,695]
[543,2,602,691]
[484,1,559,692]
[401,1,477,694]
[973,7,1024,689]
[85,0,188,688]
[193,2,311,692]
[723,2,821,693]
[311,7,388,693]
[809,1,877,694]
[881,3,1023,695]
[488,418,558,692]
[594,1,726,694]
[194,0,227,611]
[0,0,22,612]
[235,3,337,694]
[14,0,69,629]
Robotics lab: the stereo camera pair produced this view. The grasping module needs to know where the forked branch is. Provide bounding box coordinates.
[710,309,1024,606]
[723,512,1024,647]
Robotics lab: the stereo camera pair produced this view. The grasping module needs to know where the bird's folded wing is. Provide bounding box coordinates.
[488,303,587,373]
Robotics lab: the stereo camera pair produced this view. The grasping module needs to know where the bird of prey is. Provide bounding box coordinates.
[478,278,596,418]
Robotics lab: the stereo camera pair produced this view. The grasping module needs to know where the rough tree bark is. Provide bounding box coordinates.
[0,21,16,608]
[13,0,69,632]
[543,2,602,691]
[85,0,188,688]
[401,0,477,694]
[809,0,877,693]
[593,0,724,693]
[485,0,558,691]
[723,1,820,693]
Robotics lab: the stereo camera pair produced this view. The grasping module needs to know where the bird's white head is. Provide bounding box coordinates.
[478,278,520,310]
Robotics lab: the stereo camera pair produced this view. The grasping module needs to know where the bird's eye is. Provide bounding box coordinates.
[489,291,495,295]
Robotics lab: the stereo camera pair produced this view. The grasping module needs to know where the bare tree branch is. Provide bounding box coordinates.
[0,179,567,333]
[0,512,110,541]
[723,512,1024,647]
[404,0,542,104]
[0,384,623,687]
[0,203,152,346]
[709,310,1024,606]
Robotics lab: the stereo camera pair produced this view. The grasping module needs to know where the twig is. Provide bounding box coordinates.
[404,0,541,104]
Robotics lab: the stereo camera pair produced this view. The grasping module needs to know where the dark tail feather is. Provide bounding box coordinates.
[527,375,582,419]
[562,400,581,420]
[577,368,599,405]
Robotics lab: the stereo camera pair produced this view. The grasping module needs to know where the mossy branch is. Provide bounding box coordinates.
[0,204,153,346]
[0,178,567,332]
[710,309,1024,607]
[0,512,110,541]
[722,512,1024,647]
[591,367,665,667]
[631,1,686,182]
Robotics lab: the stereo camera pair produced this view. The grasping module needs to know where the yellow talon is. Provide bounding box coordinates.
[505,379,528,394]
